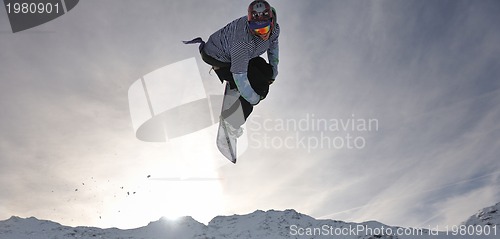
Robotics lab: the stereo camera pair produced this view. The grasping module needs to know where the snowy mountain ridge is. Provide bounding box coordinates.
[464,202,500,226]
[1,203,499,239]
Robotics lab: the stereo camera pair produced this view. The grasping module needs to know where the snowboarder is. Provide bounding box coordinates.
[184,0,280,138]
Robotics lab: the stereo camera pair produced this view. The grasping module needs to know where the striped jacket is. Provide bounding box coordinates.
[204,16,280,76]
[203,16,280,104]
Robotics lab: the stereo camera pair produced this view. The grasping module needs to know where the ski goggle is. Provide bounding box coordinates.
[253,24,271,35]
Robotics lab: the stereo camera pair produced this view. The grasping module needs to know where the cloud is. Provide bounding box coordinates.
[427,182,499,227]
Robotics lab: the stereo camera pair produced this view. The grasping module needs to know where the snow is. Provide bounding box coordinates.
[0,216,207,239]
[1,204,499,239]
[463,202,500,226]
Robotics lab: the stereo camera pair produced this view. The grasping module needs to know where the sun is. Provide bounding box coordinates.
[102,172,225,229]
[155,177,226,223]
[99,127,228,229]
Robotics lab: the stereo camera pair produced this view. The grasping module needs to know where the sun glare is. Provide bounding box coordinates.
[157,178,225,223]
[98,125,227,229]
[104,171,225,229]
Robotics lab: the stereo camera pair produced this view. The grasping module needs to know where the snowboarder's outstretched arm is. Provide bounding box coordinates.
[268,8,280,81]
[267,39,279,80]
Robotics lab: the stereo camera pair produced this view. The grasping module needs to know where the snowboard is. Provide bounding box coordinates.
[216,83,243,163]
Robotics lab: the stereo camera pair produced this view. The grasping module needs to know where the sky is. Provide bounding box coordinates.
[1,0,499,230]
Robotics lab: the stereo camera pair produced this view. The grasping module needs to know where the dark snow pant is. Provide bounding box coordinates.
[200,48,274,128]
